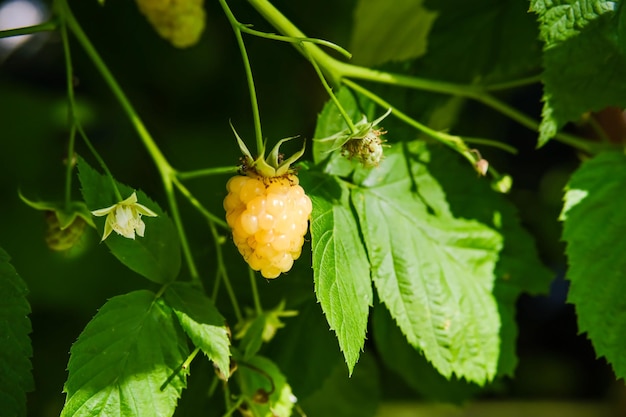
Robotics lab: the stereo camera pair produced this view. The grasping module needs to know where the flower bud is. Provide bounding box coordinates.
[342,128,386,168]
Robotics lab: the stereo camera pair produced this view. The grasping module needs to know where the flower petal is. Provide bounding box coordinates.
[91,204,116,217]
[120,192,139,205]
[134,203,158,217]
[135,218,146,237]
[101,213,115,241]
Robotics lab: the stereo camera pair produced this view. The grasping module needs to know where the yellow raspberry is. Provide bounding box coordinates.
[224,173,312,279]
[135,0,205,48]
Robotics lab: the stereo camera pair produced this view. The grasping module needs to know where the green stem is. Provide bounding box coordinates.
[208,373,220,398]
[211,267,222,302]
[155,284,169,298]
[463,137,518,154]
[76,124,122,201]
[209,221,243,322]
[0,20,58,39]
[60,0,205,285]
[246,0,340,82]
[61,1,171,176]
[177,166,239,181]
[476,93,601,153]
[182,347,201,370]
[484,74,542,91]
[164,179,203,288]
[246,0,602,153]
[344,79,475,164]
[220,0,264,156]
[63,125,77,206]
[337,61,485,97]
[222,396,244,417]
[172,177,228,229]
[59,15,76,207]
[248,268,262,315]
[307,49,357,134]
[238,24,351,59]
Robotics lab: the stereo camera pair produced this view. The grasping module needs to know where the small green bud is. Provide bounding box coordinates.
[45,211,87,251]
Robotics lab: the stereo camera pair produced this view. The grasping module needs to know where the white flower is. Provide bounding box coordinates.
[91,192,158,241]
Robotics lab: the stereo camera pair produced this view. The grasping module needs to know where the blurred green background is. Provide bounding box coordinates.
[0,0,622,416]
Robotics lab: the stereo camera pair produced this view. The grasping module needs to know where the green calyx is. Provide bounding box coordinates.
[19,190,96,229]
[314,108,392,155]
[230,121,306,177]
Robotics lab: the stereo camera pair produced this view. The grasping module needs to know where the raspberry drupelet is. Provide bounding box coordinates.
[224,173,312,279]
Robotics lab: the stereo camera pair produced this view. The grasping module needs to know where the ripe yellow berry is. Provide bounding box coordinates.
[224,173,312,279]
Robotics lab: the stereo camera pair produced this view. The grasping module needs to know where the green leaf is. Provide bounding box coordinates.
[373,304,478,403]
[236,355,294,417]
[0,248,33,417]
[267,301,343,399]
[350,0,437,67]
[61,290,189,417]
[530,0,626,145]
[415,0,541,83]
[425,145,553,295]
[300,170,373,374]
[163,282,230,378]
[412,143,554,376]
[352,143,502,384]
[77,156,181,284]
[561,151,626,379]
[300,352,380,417]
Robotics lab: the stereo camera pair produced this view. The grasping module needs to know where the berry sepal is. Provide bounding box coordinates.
[18,190,96,251]
[314,108,391,167]
[230,122,306,178]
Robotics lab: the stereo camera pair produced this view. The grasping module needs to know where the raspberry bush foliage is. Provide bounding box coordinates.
[2,0,626,415]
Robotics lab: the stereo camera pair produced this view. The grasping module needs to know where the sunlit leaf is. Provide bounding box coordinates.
[61,290,188,417]
[530,0,626,145]
[561,151,626,379]
[372,305,478,403]
[424,143,554,376]
[0,248,33,417]
[351,0,437,66]
[352,144,502,384]
[301,170,372,374]
[164,282,230,378]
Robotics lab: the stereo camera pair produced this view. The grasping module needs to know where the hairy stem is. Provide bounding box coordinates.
[172,177,229,229]
[209,221,243,322]
[76,124,123,201]
[246,0,601,153]
[177,166,239,180]
[308,50,357,134]
[220,0,264,156]
[248,268,262,315]
[59,15,76,207]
